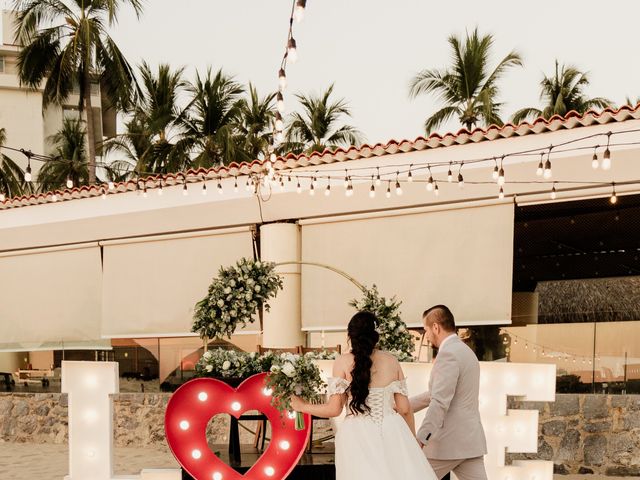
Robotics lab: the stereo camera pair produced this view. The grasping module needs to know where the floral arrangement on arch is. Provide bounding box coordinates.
[350,285,416,362]
[192,258,284,340]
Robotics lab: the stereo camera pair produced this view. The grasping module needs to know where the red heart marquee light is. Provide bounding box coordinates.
[165,373,311,480]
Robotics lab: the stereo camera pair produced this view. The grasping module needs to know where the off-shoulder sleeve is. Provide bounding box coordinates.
[389,378,409,396]
[326,377,350,395]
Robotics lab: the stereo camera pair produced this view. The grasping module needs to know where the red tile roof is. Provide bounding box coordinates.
[2,104,640,210]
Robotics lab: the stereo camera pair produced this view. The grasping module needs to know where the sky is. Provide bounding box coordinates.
[107,1,640,146]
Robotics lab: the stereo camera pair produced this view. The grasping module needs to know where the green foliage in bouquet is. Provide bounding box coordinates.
[192,258,283,340]
[350,285,415,362]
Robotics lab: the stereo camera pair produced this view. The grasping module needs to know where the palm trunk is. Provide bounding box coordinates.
[84,73,97,184]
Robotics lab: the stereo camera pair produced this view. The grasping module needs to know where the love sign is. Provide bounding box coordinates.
[165,373,311,480]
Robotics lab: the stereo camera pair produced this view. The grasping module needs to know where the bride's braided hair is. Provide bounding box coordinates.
[347,311,379,415]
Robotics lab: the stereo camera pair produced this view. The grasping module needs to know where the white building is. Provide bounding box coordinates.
[0,10,116,172]
[0,105,639,387]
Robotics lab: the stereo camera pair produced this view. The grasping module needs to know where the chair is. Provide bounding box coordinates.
[300,345,342,354]
[257,345,302,355]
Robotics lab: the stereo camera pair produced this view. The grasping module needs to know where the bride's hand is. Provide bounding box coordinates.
[290,395,306,412]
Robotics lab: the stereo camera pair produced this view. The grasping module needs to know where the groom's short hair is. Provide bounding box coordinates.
[423,305,456,332]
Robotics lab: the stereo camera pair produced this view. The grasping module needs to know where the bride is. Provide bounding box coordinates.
[291,311,437,480]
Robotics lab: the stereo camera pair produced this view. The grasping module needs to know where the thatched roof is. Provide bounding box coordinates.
[536,276,640,323]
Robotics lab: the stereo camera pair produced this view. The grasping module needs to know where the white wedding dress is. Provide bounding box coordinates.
[327,377,438,480]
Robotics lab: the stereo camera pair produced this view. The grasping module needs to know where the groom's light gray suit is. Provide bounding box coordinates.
[411,334,488,480]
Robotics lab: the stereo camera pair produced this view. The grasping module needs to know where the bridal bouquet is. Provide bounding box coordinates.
[193,258,283,340]
[265,352,324,430]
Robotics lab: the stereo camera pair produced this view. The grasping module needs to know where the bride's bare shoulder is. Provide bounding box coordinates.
[374,350,400,365]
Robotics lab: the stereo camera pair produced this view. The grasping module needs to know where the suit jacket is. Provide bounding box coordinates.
[411,335,487,460]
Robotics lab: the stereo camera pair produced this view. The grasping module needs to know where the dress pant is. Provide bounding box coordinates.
[428,457,487,480]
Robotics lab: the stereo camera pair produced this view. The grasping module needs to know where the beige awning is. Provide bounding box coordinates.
[300,202,515,330]
[0,243,106,351]
[100,227,256,338]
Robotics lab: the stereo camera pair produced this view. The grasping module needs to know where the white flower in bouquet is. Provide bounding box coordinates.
[217,299,225,307]
[203,351,212,360]
[270,365,281,373]
[222,360,231,370]
[224,287,231,294]
[282,362,296,378]
[205,364,213,372]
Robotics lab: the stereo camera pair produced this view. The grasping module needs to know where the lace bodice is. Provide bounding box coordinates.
[326,377,408,425]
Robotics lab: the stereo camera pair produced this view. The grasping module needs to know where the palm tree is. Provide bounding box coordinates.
[235,84,276,161]
[179,68,246,168]
[409,28,522,133]
[624,96,640,108]
[104,62,187,176]
[37,118,89,192]
[512,61,612,124]
[13,0,143,184]
[284,84,363,154]
[0,128,29,198]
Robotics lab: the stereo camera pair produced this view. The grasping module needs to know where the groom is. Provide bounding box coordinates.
[410,305,488,480]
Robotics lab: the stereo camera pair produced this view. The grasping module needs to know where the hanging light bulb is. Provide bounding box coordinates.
[550,183,557,200]
[395,173,403,196]
[498,166,505,186]
[182,182,188,196]
[375,167,381,186]
[0,193,5,202]
[457,163,464,188]
[407,166,413,182]
[218,179,224,195]
[24,164,32,182]
[279,177,285,191]
[498,186,504,199]
[245,177,252,192]
[312,172,318,188]
[385,180,391,198]
[66,177,73,189]
[610,183,617,204]
[100,189,106,200]
[427,174,434,191]
[233,176,238,193]
[142,183,148,198]
[434,182,439,196]
[343,171,349,189]
[51,193,58,202]
[602,146,611,170]
[309,182,315,196]
[346,178,354,197]
[369,180,376,198]
[536,153,544,177]
[158,178,164,196]
[287,38,298,63]
[591,147,600,169]
[276,131,284,143]
[492,158,499,181]
[108,181,115,191]
[275,112,284,131]
[447,163,453,182]
[543,152,552,179]
[278,68,287,91]
[296,177,302,194]
[276,92,285,114]
[325,177,331,196]
[294,0,306,22]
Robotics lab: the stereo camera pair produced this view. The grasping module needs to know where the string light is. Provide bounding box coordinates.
[407,165,413,182]
[101,188,106,200]
[276,92,285,114]
[385,180,391,198]
[275,112,284,131]
[309,181,315,196]
[591,146,600,169]
[602,133,612,170]
[395,172,403,196]
[375,167,381,186]
[108,181,115,191]
[447,163,453,182]
[536,153,544,177]
[158,178,163,196]
[287,38,298,63]
[278,69,287,91]
[234,176,238,193]
[610,183,617,204]
[66,176,73,189]
[498,186,504,199]
[245,177,251,192]
[457,163,464,189]
[434,181,439,196]
[426,167,434,191]
[543,149,553,179]
[182,177,188,196]
[492,158,499,181]
[324,177,331,196]
[550,183,557,200]
[296,177,301,194]
[0,193,5,202]
[369,176,376,198]
[24,163,32,182]
[498,157,505,186]
[142,182,148,198]
[294,0,306,22]
[343,170,349,188]
[346,178,354,197]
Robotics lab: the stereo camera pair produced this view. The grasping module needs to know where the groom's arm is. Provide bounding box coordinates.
[409,391,431,413]
[416,349,459,445]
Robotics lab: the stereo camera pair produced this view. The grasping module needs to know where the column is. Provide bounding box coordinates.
[260,223,304,348]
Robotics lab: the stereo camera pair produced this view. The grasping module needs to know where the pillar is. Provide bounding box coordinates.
[260,223,304,348]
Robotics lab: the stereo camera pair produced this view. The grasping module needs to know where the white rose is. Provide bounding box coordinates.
[205,365,213,372]
[270,365,281,373]
[222,361,231,370]
[217,299,225,307]
[282,362,296,378]
[388,320,396,328]
[247,278,255,286]
[254,285,261,292]
[230,310,237,317]
[230,279,236,287]
[255,261,262,268]
[385,299,392,307]
[203,351,212,360]
[224,287,231,294]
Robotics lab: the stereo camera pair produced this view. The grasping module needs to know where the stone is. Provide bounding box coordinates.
[583,434,607,465]
[35,404,50,417]
[578,466,594,474]
[583,395,608,420]
[537,437,554,461]
[608,432,633,455]
[606,466,640,476]
[553,463,569,475]
[542,420,566,436]
[12,400,29,417]
[623,412,640,430]
[584,421,611,433]
[611,396,628,408]
[551,395,580,417]
[0,399,13,416]
[557,429,581,462]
